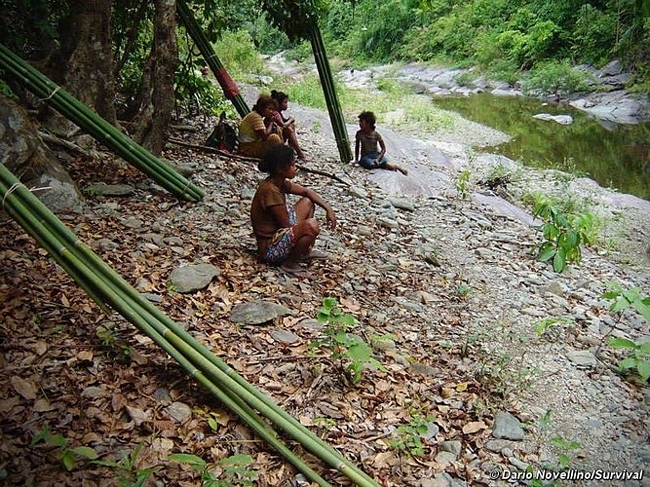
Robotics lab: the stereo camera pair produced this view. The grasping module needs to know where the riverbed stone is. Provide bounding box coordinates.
[169,263,219,293]
[230,300,292,325]
[492,412,525,441]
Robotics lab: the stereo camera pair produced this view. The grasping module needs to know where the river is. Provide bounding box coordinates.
[432,93,650,201]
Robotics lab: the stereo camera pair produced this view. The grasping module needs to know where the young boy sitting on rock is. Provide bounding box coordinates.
[250,144,336,279]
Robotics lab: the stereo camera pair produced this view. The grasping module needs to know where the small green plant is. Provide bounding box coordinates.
[312,298,385,385]
[601,282,650,382]
[549,436,581,469]
[169,453,257,487]
[533,198,594,272]
[533,317,572,336]
[455,281,472,298]
[94,442,158,487]
[96,324,135,363]
[455,169,472,199]
[390,414,436,457]
[31,425,98,471]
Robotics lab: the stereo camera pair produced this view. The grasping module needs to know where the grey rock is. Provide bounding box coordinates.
[169,263,219,293]
[122,216,143,229]
[154,388,172,404]
[492,411,525,441]
[141,292,163,303]
[165,401,192,424]
[270,329,300,344]
[435,450,457,466]
[357,225,374,236]
[230,300,291,325]
[377,216,399,229]
[440,440,462,458]
[299,318,325,331]
[85,183,135,196]
[36,175,84,213]
[95,238,119,251]
[390,197,415,211]
[81,386,106,398]
[508,456,530,471]
[533,113,573,125]
[567,349,597,367]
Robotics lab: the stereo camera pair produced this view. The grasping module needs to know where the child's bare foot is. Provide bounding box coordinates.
[280,263,312,279]
[398,166,408,175]
[301,249,329,260]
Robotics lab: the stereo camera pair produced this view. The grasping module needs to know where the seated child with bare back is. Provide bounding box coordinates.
[250,144,336,279]
[354,110,408,175]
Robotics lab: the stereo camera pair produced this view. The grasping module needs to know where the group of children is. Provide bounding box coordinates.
[241,92,408,278]
[237,91,306,161]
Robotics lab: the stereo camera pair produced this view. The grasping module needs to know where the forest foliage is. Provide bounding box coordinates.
[0,0,648,121]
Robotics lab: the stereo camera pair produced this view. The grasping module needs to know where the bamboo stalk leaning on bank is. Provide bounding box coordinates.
[0,43,203,202]
[0,163,379,487]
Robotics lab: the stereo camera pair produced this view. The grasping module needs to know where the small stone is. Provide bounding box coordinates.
[566,350,597,367]
[435,450,457,466]
[270,329,300,344]
[169,263,219,293]
[440,440,462,458]
[230,300,291,325]
[165,401,192,424]
[492,411,525,441]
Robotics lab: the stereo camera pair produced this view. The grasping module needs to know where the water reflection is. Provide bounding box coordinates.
[432,93,650,201]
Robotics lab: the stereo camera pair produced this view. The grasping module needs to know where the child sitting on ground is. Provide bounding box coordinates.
[270,90,307,162]
[354,110,408,175]
[250,144,336,279]
[237,94,283,159]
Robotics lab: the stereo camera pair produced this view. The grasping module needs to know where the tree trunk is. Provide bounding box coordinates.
[59,0,117,126]
[0,94,83,213]
[133,0,178,156]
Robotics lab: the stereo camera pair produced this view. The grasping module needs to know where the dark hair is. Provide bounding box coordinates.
[258,144,296,174]
[271,90,289,104]
[358,110,376,129]
[253,94,274,115]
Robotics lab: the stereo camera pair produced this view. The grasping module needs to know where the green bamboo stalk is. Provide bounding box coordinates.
[309,26,352,164]
[176,0,250,118]
[0,51,202,201]
[0,46,202,201]
[0,170,330,486]
[164,331,378,487]
[0,44,203,201]
[0,165,377,486]
[0,179,110,312]
[0,48,202,202]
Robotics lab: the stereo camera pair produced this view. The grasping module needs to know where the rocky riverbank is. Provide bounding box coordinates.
[243,63,650,484]
[1,63,649,485]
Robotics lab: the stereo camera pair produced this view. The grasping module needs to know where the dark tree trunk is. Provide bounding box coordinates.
[59,0,117,125]
[133,0,178,156]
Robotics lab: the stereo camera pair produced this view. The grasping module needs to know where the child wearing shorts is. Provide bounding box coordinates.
[354,110,408,175]
[250,145,336,278]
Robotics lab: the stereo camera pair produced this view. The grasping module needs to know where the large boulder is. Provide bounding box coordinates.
[0,94,83,213]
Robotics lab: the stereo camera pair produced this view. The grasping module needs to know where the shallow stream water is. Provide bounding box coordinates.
[432,93,650,201]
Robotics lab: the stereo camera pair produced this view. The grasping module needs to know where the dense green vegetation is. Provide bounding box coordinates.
[249,0,650,93]
[2,0,647,121]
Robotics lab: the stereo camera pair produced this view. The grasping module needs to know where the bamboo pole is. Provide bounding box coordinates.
[0,169,330,485]
[0,164,379,486]
[176,0,250,118]
[309,26,352,164]
[0,43,203,202]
